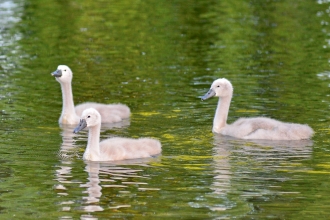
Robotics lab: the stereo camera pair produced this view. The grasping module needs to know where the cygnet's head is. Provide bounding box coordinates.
[73,108,101,133]
[51,65,73,84]
[201,78,233,101]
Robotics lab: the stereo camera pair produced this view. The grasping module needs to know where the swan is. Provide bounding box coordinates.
[201,78,314,140]
[51,65,130,124]
[73,108,162,161]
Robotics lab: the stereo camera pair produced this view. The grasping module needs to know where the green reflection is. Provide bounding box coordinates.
[0,0,330,219]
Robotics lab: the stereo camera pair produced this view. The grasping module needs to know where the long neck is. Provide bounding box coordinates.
[61,82,75,115]
[213,95,232,133]
[59,81,78,124]
[86,124,101,160]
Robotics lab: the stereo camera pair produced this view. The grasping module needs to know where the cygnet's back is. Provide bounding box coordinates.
[99,137,162,161]
[223,117,314,140]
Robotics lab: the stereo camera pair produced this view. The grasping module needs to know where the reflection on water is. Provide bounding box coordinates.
[0,0,22,115]
[0,0,21,55]
[209,135,313,213]
[1,0,330,219]
[56,159,161,219]
[213,135,313,157]
[81,162,103,212]
[54,122,161,219]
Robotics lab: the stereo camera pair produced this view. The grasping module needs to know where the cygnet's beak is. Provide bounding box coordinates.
[51,69,62,77]
[73,119,87,133]
[201,88,215,101]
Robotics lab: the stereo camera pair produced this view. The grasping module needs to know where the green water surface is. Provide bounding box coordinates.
[1,0,330,219]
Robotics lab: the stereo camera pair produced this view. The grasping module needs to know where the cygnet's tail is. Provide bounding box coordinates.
[138,138,162,156]
[287,124,314,140]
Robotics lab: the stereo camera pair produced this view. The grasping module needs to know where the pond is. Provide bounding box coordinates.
[1,0,330,219]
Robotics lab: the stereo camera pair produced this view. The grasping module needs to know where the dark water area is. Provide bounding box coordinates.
[1,0,330,219]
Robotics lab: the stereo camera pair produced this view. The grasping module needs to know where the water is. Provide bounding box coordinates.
[1,0,330,219]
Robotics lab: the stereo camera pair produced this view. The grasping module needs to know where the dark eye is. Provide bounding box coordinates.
[87,115,90,118]
[217,85,220,87]
[64,69,67,71]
